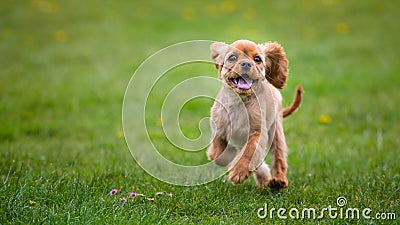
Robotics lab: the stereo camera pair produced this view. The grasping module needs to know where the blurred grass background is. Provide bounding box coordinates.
[1,0,399,223]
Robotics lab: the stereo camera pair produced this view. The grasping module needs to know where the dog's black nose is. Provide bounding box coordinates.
[240,61,252,69]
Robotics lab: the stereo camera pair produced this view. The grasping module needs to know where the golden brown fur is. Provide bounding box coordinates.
[207,40,302,189]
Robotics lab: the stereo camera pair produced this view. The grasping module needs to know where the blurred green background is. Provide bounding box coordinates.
[1,0,399,223]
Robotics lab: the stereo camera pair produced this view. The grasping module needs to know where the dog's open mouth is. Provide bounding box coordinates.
[228,74,255,91]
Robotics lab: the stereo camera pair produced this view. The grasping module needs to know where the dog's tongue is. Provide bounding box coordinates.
[237,77,251,89]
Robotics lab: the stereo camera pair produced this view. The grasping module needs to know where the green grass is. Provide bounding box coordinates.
[1,0,399,224]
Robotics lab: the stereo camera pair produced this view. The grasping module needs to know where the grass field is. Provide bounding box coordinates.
[1,0,399,224]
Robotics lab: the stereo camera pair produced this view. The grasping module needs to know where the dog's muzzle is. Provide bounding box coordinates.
[229,74,254,91]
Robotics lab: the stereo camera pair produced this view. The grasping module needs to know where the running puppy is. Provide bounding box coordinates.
[207,40,302,189]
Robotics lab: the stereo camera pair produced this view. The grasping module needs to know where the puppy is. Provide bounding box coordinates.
[207,40,302,189]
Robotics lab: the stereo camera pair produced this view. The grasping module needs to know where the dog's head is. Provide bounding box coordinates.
[211,40,288,95]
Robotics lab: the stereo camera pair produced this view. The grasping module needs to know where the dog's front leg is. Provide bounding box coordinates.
[229,131,262,184]
[207,135,227,162]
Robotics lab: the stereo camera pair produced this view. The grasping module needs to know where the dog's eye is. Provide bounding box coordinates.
[228,55,237,62]
[253,56,262,63]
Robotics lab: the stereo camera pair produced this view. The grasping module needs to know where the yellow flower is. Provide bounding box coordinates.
[318,115,332,124]
[156,118,162,126]
[117,130,124,138]
[220,1,235,14]
[54,30,67,42]
[29,200,36,206]
[32,0,59,13]
[336,22,349,35]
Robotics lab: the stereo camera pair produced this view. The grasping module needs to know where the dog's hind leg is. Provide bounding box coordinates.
[268,116,289,190]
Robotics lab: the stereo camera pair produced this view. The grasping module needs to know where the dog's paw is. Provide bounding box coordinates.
[253,163,271,187]
[229,165,250,184]
[268,176,288,190]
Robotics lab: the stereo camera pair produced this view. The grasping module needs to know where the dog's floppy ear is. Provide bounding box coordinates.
[210,42,229,70]
[262,42,288,89]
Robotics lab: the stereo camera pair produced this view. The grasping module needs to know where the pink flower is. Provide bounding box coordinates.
[155,192,163,196]
[109,189,118,195]
[129,192,139,198]
[120,197,127,202]
[147,197,154,201]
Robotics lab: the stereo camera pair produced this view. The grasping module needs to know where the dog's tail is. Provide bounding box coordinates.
[283,85,303,118]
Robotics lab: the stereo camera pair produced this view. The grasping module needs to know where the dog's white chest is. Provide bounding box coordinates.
[227,103,250,147]
[212,96,251,148]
